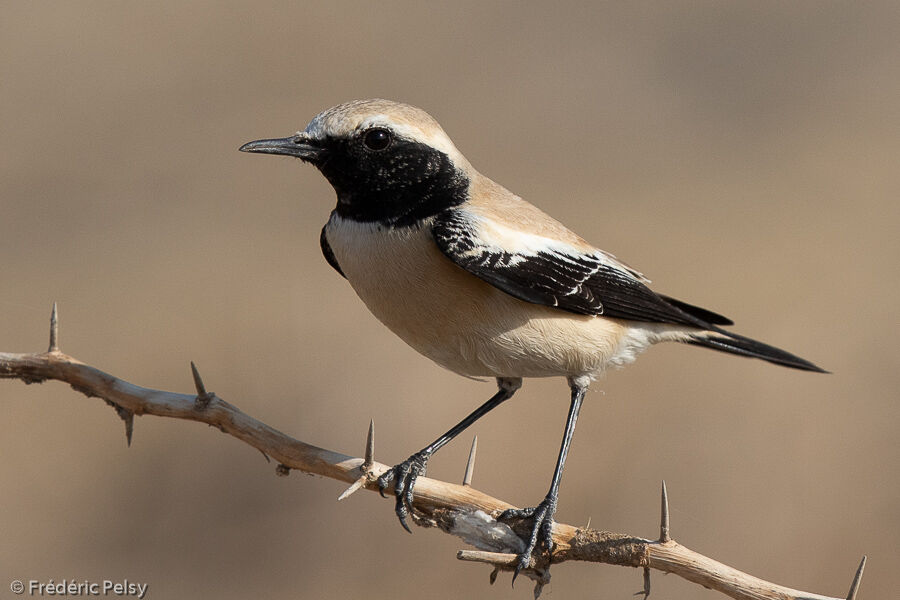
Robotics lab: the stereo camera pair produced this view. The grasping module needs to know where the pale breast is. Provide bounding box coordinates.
[323,214,660,379]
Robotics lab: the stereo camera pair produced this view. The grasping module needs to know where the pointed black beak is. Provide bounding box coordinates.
[239,134,326,163]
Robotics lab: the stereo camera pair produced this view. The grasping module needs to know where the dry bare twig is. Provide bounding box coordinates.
[0,306,865,600]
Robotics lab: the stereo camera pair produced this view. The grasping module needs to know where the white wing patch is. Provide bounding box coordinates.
[470,215,649,284]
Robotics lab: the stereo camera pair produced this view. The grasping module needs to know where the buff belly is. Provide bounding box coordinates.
[324,215,673,379]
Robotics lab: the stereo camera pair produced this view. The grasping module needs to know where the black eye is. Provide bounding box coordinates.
[363,128,392,151]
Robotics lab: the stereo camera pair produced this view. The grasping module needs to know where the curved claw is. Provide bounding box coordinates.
[396,502,412,533]
[376,451,430,533]
[499,499,557,586]
[377,472,391,498]
[393,460,415,533]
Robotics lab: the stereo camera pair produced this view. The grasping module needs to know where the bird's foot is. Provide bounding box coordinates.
[376,450,430,533]
[498,496,557,584]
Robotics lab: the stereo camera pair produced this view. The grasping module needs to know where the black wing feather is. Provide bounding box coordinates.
[658,295,733,326]
[432,211,727,328]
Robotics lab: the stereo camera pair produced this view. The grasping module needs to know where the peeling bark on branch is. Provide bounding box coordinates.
[0,310,864,600]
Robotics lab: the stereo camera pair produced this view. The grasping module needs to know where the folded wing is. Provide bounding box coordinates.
[431,209,732,328]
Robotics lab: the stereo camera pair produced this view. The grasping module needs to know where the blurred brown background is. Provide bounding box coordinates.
[1,2,897,599]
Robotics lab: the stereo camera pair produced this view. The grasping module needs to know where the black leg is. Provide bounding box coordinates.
[500,377,587,582]
[378,377,521,532]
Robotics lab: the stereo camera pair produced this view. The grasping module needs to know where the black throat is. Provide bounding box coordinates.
[317,137,469,227]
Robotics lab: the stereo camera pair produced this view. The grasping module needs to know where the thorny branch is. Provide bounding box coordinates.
[0,306,865,600]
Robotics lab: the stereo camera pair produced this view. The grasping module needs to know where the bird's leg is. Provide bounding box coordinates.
[499,378,587,582]
[377,377,521,533]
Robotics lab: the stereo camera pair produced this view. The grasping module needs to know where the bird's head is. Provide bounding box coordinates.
[240,99,472,226]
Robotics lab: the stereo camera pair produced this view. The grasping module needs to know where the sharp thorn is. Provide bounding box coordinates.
[585,516,591,530]
[338,476,367,501]
[633,567,651,598]
[463,435,478,486]
[659,480,670,542]
[48,302,59,352]
[105,400,134,447]
[343,420,375,500]
[190,361,207,396]
[190,361,213,407]
[364,419,375,469]
[123,411,134,447]
[846,555,866,600]
[258,449,270,463]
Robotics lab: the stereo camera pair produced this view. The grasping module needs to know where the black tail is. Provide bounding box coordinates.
[687,330,827,373]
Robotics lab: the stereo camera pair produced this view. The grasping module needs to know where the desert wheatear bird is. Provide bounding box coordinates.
[240,99,824,577]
